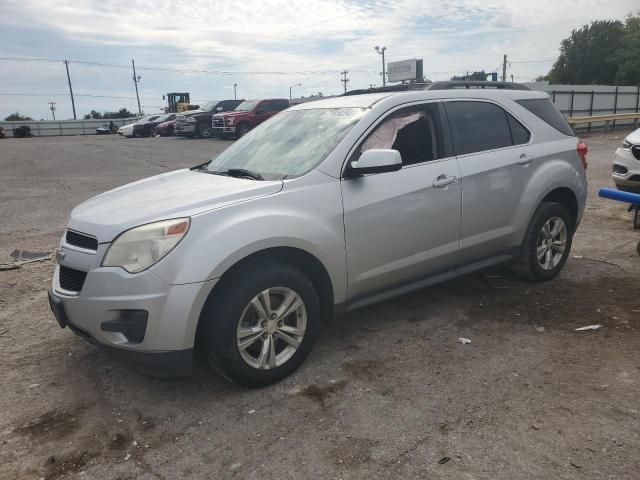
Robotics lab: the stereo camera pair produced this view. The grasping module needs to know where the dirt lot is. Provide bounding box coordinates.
[0,132,639,480]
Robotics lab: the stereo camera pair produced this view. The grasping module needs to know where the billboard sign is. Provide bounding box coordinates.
[387,59,423,82]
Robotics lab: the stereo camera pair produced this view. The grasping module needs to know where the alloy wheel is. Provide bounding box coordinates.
[236,287,307,370]
[536,216,567,270]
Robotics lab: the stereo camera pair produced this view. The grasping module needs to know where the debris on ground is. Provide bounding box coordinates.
[535,326,545,332]
[438,457,450,465]
[1,249,52,270]
[458,338,471,345]
[575,324,602,332]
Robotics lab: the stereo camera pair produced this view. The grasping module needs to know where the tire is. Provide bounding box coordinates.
[236,123,250,138]
[200,261,320,387]
[512,201,574,282]
[198,124,212,138]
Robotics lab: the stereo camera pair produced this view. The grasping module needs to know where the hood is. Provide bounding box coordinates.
[217,111,249,118]
[179,109,207,117]
[68,169,283,242]
[626,128,640,145]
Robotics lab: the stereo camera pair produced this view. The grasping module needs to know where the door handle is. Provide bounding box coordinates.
[433,175,457,188]
[517,153,532,165]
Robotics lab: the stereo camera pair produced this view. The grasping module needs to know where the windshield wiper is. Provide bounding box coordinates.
[223,168,264,180]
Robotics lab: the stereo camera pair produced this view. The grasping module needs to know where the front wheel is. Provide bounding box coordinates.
[236,123,250,138]
[198,124,211,138]
[512,201,574,282]
[201,262,320,387]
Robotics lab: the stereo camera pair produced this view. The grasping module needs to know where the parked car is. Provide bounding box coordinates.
[48,88,587,386]
[612,127,640,192]
[13,125,32,138]
[211,99,289,138]
[96,121,117,135]
[133,114,175,138]
[174,100,243,138]
[154,119,176,137]
[118,116,156,138]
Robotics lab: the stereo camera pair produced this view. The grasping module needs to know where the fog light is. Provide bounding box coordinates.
[101,310,148,343]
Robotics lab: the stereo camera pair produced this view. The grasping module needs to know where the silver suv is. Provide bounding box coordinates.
[48,87,587,386]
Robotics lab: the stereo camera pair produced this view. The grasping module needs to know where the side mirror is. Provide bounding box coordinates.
[347,149,402,177]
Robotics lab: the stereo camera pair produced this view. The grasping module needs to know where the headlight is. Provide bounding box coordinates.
[102,218,190,273]
[226,117,234,125]
[621,139,632,149]
[186,117,196,123]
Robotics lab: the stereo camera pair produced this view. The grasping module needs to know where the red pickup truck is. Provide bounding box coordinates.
[211,99,290,138]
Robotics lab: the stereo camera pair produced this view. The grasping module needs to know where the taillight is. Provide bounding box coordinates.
[577,140,588,169]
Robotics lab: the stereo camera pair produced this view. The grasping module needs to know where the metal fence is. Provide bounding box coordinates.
[0,117,143,137]
[526,83,640,131]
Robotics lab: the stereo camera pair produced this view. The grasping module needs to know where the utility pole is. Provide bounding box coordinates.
[63,60,77,120]
[131,59,142,115]
[502,54,507,82]
[289,83,301,100]
[511,74,514,83]
[48,102,56,120]
[233,83,238,100]
[341,70,349,93]
[375,46,387,86]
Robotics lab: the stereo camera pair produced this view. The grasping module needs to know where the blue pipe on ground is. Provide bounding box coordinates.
[598,188,640,205]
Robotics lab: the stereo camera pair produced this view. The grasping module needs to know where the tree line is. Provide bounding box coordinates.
[4,107,138,122]
[546,13,640,85]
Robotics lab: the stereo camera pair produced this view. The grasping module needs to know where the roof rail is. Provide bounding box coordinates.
[426,81,530,91]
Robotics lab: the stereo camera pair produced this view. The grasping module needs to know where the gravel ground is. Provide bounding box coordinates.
[0,132,639,480]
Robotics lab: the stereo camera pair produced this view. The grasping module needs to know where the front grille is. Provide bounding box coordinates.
[212,117,224,128]
[631,146,640,161]
[59,266,88,292]
[66,230,98,250]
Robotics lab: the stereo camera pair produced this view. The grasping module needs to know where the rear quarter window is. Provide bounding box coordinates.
[516,98,575,137]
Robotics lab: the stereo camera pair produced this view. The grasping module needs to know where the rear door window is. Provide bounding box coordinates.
[506,114,530,145]
[516,98,574,136]
[445,101,512,155]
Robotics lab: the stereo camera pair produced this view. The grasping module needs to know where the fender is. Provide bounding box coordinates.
[511,141,586,247]
[149,170,348,305]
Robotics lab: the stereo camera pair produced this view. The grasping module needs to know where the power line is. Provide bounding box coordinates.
[509,59,555,64]
[0,93,157,100]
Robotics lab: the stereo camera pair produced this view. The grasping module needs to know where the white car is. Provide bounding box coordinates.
[117,123,135,138]
[613,128,640,192]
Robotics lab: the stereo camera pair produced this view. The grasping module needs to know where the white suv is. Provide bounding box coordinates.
[48,86,587,386]
[613,127,640,192]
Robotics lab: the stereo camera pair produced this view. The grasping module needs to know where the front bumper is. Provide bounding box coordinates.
[48,289,193,376]
[49,241,218,376]
[174,124,196,136]
[613,147,640,192]
[211,126,236,136]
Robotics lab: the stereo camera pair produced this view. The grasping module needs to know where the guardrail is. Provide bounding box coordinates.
[567,112,640,132]
[0,117,143,137]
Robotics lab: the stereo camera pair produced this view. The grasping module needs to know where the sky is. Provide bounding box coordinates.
[0,0,637,120]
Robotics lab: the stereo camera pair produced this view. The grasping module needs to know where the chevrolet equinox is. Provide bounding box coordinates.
[48,87,588,387]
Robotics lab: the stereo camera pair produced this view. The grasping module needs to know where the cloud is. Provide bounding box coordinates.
[1,0,638,119]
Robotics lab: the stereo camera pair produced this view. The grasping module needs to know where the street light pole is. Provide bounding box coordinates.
[48,102,56,120]
[375,46,387,86]
[234,83,238,100]
[289,83,302,100]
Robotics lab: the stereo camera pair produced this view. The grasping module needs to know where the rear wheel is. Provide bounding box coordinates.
[512,201,573,282]
[201,262,319,387]
[198,124,212,138]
